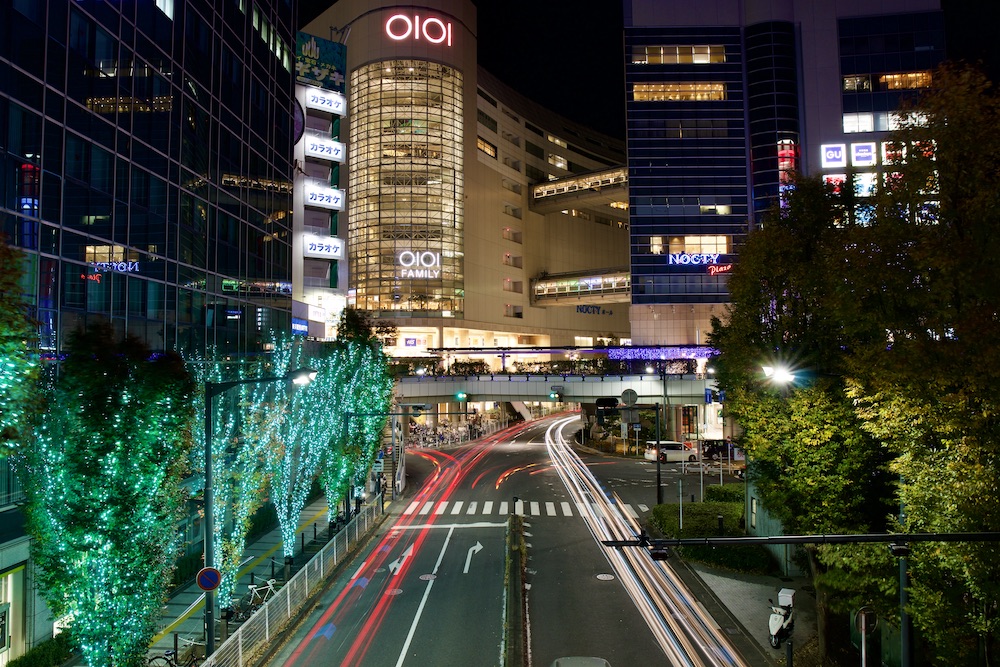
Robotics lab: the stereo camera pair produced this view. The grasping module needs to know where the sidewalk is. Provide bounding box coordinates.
[144,496,340,662]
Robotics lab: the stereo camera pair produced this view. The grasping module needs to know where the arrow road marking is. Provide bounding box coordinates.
[463,541,483,573]
[388,544,413,576]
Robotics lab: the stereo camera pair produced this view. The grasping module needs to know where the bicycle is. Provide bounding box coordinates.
[147,646,204,667]
[230,578,280,622]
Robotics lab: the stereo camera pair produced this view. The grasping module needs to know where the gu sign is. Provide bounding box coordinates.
[821,143,847,169]
[385,12,453,46]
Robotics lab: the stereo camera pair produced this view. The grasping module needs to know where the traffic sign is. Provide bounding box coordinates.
[197,567,222,592]
[372,459,384,473]
[621,389,638,406]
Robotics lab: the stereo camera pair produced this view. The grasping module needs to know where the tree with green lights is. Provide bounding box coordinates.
[17,323,195,667]
[0,235,39,456]
[711,63,1000,659]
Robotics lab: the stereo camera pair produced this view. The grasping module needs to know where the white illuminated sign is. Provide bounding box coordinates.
[304,88,346,115]
[851,142,877,167]
[385,13,452,46]
[302,233,345,260]
[303,181,344,211]
[398,250,441,279]
[304,133,345,163]
[668,253,720,265]
[821,144,847,169]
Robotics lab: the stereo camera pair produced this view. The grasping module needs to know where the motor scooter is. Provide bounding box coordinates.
[767,598,794,648]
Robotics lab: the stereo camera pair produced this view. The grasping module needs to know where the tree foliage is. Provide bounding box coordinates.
[0,236,39,455]
[17,323,194,667]
[710,63,1000,660]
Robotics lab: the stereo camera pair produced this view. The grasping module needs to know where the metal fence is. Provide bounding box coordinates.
[202,496,384,666]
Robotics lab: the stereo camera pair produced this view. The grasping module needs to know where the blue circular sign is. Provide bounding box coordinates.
[197,567,222,592]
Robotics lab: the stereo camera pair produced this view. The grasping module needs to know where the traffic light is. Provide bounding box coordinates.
[455,391,468,401]
[548,390,563,401]
[411,405,422,418]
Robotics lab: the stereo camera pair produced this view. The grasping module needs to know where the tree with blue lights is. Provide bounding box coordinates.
[18,323,195,667]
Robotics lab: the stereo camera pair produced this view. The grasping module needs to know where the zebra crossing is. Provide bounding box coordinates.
[401,498,651,519]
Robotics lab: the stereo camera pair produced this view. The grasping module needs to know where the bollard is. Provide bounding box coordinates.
[301,532,305,552]
[313,523,317,540]
[691,494,695,503]
[250,571,255,585]
[284,555,293,583]
[786,638,793,666]
[271,557,275,578]
[718,514,724,533]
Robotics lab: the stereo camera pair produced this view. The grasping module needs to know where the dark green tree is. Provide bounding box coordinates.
[0,236,39,455]
[16,324,195,667]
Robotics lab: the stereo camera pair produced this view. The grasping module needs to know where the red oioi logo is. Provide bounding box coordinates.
[385,13,452,46]
[707,263,733,276]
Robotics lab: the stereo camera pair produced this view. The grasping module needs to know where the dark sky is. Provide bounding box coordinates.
[298,1,626,139]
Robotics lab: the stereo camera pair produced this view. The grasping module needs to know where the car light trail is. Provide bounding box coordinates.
[542,417,748,667]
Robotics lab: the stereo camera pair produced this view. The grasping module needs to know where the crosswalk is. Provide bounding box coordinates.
[401,499,651,519]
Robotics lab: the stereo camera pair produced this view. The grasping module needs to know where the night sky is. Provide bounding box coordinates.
[297,0,626,139]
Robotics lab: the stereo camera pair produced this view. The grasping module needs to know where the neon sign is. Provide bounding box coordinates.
[385,13,453,46]
[707,263,733,276]
[398,250,441,279]
[668,253,720,265]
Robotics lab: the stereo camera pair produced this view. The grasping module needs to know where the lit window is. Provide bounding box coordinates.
[546,134,567,148]
[843,75,871,92]
[634,83,726,102]
[843,112,874,133]
[477,136,497,158]
[879,71,932,90]
[668,235,729,254]
[632,45,725,64]
[650,236,664,254]
[547,154,568,169]
[156,0,174,18]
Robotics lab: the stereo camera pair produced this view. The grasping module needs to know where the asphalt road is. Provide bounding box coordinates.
[265,413,747,667]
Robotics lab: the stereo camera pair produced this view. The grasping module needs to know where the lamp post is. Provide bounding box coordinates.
[203,366,317,657]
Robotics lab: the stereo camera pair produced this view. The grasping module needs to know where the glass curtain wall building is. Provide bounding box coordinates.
[1,0,295,358]
[623,0,944,346]
[0,0,295,659]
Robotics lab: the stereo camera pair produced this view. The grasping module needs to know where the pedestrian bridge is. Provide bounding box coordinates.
[395,373,715,406]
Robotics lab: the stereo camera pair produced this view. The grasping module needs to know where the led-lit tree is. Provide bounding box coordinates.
[0,235,39,456]
[18,323,194,667]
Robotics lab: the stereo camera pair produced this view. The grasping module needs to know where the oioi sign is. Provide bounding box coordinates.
[398,250,441,279]
[385,12,453,46]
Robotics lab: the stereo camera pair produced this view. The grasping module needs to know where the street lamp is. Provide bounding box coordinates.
[203,366,317,656]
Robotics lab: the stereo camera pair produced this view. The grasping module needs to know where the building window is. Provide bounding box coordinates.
[501,178,522,195]
[504,304,523,318]
[750,497,757,529]
[633,83,726,102]
[503,204,522,219]
[843,112,874,133]
[669,235,729,254]
[632,45,726,64]
[547,154,567,169]
[650,236,664,255]
[547,134,567,148]
[502,252,523,268]
[879,71,932,90]
[502,227,522,244]
[843,75,871,92]
[478,109,498,133]
[503,279,523,293]
[477,137,497,158]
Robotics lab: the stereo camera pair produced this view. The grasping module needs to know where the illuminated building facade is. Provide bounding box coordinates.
[0,0,295,658]
[304,1,630,362]
[623,0,945,346]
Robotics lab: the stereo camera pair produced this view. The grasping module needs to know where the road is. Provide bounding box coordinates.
[265,412,748,667]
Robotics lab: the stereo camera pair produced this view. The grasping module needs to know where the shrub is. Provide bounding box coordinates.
[8,633,73,667]
[648,500,773,574]
[704,483,745,503]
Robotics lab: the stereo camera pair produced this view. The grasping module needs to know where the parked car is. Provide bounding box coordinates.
[701,439,728,461]
[643,440,698,463]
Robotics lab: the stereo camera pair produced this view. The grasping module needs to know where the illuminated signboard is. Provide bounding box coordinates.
[304,87,346,115]
[292,318,309,335]
[304,132,345,162]
[398,250,441,279]
[824,174,846,194]
[821,143,847,169]
[295,32,346,93]
[302,233,345,260]
[851,142,877,167]
[385,12,453,46]
[707,263,733,276]
[668,253,720,265]
[303,181,344,211]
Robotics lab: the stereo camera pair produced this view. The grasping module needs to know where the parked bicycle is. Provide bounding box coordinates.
[147,646,204,667]
[229,578,280,622]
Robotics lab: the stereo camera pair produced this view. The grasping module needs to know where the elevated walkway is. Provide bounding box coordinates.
[529,166,628,215]
[531,268,630,306]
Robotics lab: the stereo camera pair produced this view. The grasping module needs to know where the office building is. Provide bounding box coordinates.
[0,0,297,658]
[624,0,946,346]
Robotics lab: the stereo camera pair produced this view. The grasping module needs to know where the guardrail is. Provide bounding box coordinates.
[202,495,384,666]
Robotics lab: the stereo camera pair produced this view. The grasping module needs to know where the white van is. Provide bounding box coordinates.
[644,440,698,463]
